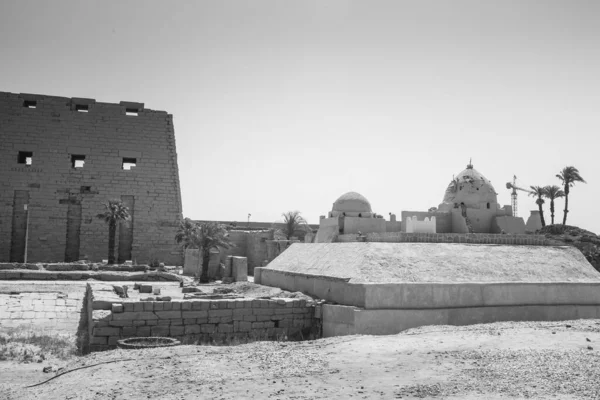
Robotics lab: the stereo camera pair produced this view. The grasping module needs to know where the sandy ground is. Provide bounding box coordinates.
[2,319,600,399]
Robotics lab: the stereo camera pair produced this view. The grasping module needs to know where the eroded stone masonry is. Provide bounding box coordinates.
[0,91,182,264]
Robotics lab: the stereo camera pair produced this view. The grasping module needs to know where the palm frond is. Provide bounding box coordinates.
[96,199,130,224]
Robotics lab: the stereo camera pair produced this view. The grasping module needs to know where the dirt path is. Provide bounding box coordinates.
[2,319,600,399]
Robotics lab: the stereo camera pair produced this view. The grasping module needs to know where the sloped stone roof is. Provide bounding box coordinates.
[265,242,600,284]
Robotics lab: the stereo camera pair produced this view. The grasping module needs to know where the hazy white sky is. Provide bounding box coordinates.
[1,1,598,231]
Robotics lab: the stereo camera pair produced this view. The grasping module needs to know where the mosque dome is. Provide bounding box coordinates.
[331,191,373,217]
[440,162,498,210]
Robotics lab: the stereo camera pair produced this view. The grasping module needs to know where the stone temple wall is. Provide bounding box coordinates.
[0,91,183,264]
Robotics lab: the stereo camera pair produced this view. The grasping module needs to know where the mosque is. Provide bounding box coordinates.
[315,161,535,242]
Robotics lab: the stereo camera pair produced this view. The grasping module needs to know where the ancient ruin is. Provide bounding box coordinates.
[0,91,183,265]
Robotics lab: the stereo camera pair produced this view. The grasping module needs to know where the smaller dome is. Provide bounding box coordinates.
[332,191,372,214]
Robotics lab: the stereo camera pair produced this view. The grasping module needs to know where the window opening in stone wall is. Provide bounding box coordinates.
[487,202,490,209]
[80,186,92,194]
[23,100,36,108]
[125,108,138,116]
[75,104,89,112]
[71,154,86,168]
[122,157,137,170]
[17,151,33,165]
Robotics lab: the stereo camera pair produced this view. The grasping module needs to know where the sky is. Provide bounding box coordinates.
[1,0,598,232]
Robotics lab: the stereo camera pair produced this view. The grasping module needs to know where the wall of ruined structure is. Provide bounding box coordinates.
[451,211,470,233]
[343,216,387,235]
[405,216,436,233]
[0,92,182,264]
[87,284,318,352]
[323,303,600,337]
[212,230,274,274]
[401,211,452,233]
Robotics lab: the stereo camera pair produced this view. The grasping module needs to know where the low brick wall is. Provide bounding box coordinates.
[0,270,181,282]
[337,232,550,246]
[87,284,320,352]
[0,262,149,272]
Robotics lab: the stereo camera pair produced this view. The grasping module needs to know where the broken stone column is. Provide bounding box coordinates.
[207,249,220,279]
[183,248,200,276]
[219,255,232,278]
[231,256,248,282]
[254,267,262,285]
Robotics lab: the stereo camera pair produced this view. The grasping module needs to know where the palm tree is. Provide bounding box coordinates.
[528,186,546,227]
[281,211,308,240]
[542,185,565,225]
[174,217,200,250]
[556,166,586,225]
[96,199,130,264]
[175,220,233,283]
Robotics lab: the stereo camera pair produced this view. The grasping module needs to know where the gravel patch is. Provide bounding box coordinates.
[451,348,600,398]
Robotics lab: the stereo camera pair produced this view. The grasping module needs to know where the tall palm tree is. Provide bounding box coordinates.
[175,220,233,283]
[528,186,546,227]
[174,217,200,250]
[96,199,130,264]
[542,185,565,225]
[281,211,308,240]
[556,166,586,226]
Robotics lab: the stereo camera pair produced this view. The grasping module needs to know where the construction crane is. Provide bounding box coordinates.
[505,176,534,217]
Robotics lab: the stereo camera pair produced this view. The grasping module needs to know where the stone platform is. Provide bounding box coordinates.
[255,242,600,336]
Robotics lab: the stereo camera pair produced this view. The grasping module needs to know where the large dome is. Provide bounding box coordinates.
[440,163,498,209]
[331,191,372,216]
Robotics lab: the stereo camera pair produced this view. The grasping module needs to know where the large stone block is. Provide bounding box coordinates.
[224,256,233,277]
[184,325,201,334]
[200,324,216,333]
[155,310,181,319]
[182,310,208,319]
[170,326,185,336]
[93,327,120,336]
[150,326,170,336]
[112,311,157,321]
[90,336,107,345]
[183,248,200,277]
[209,309,232,318]
[232,257,248,282]
[136,326,151,336]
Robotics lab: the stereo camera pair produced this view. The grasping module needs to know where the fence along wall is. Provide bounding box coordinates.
[337,232,551,246]
[87,284,319,352]
[0,92,183,264]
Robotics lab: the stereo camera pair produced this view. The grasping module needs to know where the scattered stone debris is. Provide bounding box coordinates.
[181,287,203,293]
[111,304,124,313]
[183,293,243,300]
[139,285,153,294]
[42,365,56,373]
[113,285,128,298]
[213,287,234,295]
